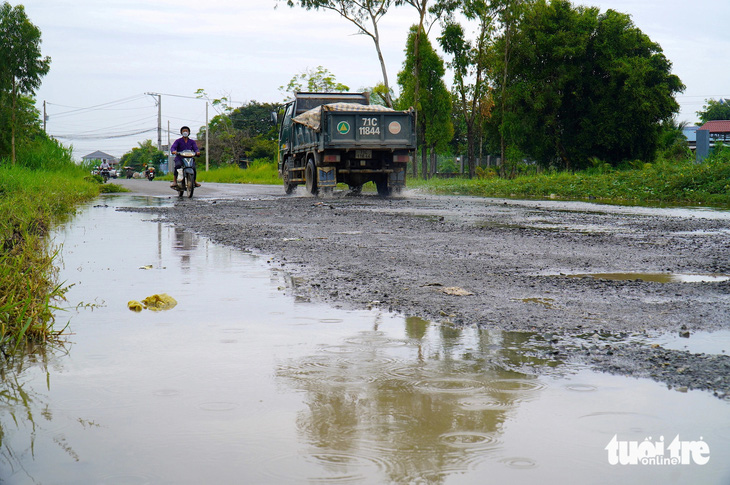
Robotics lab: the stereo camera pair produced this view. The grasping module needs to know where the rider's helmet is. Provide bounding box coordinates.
[180,126,190,135]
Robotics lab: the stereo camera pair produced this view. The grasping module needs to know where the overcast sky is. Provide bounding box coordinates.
[16,0,730,160]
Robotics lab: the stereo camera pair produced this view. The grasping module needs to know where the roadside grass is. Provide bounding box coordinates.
[160,159,281,185]
[99,182,129,193]
[154,154,730,207]
[409,157,730,207]
[1,140,100,350]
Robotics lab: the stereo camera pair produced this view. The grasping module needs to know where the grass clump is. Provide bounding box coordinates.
[1,138,99,350]
[412,152,730,207]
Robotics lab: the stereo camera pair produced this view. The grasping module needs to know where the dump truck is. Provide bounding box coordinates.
[277,92,415,196]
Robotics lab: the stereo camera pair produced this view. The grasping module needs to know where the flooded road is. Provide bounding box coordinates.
[1,194,729,484]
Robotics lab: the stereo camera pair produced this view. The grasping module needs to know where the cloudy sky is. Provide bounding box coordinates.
[16,0,730,159]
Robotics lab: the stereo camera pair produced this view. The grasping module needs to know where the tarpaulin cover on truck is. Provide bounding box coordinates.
[293,103,398,132]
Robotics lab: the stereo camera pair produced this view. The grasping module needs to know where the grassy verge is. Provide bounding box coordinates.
[156,155,730,207]
[160,159,281,185]
[1,140,101,350]
[410,157,730,207]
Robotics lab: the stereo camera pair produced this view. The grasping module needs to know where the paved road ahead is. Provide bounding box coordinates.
[112,178,282,199]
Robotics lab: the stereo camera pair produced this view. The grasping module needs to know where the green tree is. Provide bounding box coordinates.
[279,66,350,98]
[0,92,42,160]
[397,0,450,177]
[489,0,529,176]
[0,2,51,164]
[230,101,279,138]
[697,99,730,124]
[501,0,684,169]
[120,140,166,172]
[200,100,279,165]
[362,82,393,106]
[280,0,395,107]
[398,24,453,178]
[438,0,496,178]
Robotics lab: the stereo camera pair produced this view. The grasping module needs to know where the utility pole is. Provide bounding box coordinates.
[205,101,209,171]
[145,92,162,151]
[43,100,47,132]
[167,120,172,174]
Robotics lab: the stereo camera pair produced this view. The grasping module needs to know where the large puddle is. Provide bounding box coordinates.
[1,196,729,483]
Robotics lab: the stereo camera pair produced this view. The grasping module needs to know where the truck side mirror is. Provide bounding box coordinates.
[271,111,278,124]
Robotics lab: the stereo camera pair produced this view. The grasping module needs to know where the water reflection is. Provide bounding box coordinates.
[276,317,553,483]
[0,343,81,472]
[173,226,197,270]
[2,196,729,483]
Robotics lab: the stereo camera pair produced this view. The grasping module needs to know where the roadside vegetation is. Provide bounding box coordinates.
[0,137,101,350]
[160,159,280,185]
[410,151,730,207]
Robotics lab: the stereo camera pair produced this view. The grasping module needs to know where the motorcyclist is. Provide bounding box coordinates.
[100,160,111,171]
[170,126,201,188]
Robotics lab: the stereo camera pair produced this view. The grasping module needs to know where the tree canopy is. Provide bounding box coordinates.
[279,66,350,99]
[697,99,730,124]
[398,24,452,176]
[120,140,166,171]
[438,0,495,177]
[202,101,279,165]
[0,2,51,164]
[281,0,395,107]
[495,0,684,169]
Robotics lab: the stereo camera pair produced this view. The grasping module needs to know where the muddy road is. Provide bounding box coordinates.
[117,180,730,398]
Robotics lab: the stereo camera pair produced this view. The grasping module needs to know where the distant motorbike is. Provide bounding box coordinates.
[172,150,197,198]
[145,166,156,181]
[99,167,110,183]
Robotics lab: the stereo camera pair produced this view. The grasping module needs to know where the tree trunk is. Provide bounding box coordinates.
[421,146,428,179]
[412,4,426,178]
[466,123,476,179]
[11,76,17,165]
[500,23,510,171]
[370,17,393,108]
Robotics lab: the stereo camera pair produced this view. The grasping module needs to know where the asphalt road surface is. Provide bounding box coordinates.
[115,181,730,398]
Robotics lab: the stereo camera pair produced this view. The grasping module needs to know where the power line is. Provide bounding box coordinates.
[46,94,149,117]
[52,127,157,140]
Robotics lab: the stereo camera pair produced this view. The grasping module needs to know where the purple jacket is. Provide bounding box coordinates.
[171,137,199,167]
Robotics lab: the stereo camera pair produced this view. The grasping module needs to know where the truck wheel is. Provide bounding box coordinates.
[283,158,295,194]
[305,158,318,195]
[376,178,390,197]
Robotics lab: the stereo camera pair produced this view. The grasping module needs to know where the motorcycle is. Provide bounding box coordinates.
[172,150,197,198]
[146,166,156,181]
[99,166,110,183]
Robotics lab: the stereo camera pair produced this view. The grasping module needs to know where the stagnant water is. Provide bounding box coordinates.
[1,196,729,484]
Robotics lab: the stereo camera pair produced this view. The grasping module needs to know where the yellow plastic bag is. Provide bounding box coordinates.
[127,300,144,312]
[141,293,178,311]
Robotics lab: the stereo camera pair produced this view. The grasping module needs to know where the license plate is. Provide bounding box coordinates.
[355,150,372,159]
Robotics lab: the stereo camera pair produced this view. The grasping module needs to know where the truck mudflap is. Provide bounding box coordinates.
[389,167,406,188]
[318,166,337,188]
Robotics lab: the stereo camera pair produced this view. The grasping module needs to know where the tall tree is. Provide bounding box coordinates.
[120,140,167,172]
[397,0,449,176]
[279,66,350,99]
[398,24,453,178]
[0,2,51,164]
[281,0,395,107]
[439,0,495,178]
[502,0,684,169]
[489,0,528,174]
[697,99,730,124]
